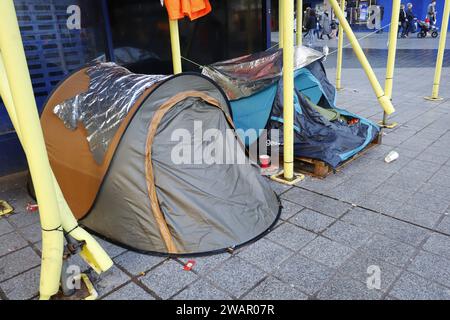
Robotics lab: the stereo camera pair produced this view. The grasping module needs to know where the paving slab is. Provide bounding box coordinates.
[90,265,130,298]
[139,259,198,299]
[407,251,450,288]
[342,207,430,246]
[279,199,304,221]
[265,222,316,251]
[179,253,231,275]
[317,274,382,300]
[281,188,352,218]
[290,209,335,233]
[238,238,293,273]
[323,221,373,249]
[103,282,155,300]
[390,272,450,300]
[114,251,165,276]
[359,234,416,268]
[299,237,355,268]
[274,253,335,295]
[173,278,232,300]
[0,219,13,236]
[0,267,39,300]
[0,247,40,282]
[205,256,266,298]
[338,252,402,293]
[244,276,307,300]
[0,232,28,257]
[422,233,450,261]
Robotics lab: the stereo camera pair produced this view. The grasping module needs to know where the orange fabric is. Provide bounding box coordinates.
[164,0,211,21]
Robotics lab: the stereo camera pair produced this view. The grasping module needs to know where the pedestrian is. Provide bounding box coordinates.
[427,0,437,26]
[314,11,321,39]
[320,12,332,39]
[303,7,311,31]
[399,4,408,38]
[304,9,318,47]
[406,3,415,35]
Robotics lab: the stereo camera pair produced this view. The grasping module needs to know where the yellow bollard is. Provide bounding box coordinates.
[0,56,113,275]
[425,0,450,101]
[328,0,395,115]
[169,19,182,74]
[384,0,400,99]
[0,1,113,298]
[380,0,400,129]
[271,0,305,186]
[0,0,63,300]
[335,0,345,90]
[296,0,303,46]
[279,0,284,48]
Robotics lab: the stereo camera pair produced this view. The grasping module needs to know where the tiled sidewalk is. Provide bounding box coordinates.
[1,63,450,300]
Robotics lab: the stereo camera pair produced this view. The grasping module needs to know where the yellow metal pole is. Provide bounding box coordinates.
[169,19,182,74]
[0,0,63,300]
[279,0,284,48]
[283,0,294,180]
[379,0,401,128]
[335,0,345,90]
[0,55,113,275]
[296,0,303,46]
[384,0,400,99]
[328,0,395,115]
[425,0,450,101]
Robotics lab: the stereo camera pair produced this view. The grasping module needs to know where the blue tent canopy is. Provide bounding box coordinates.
[203,47,380,168]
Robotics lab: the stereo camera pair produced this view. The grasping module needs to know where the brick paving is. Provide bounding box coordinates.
[1,33,450,300]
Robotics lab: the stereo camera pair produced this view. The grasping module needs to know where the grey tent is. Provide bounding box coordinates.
[40,63,280,255]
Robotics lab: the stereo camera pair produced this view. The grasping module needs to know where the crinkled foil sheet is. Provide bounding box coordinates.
[53,62,168,163]
[202,46,324,100]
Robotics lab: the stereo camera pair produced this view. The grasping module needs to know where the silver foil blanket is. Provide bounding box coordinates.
[202,46,324,100]
[53,62,168,164]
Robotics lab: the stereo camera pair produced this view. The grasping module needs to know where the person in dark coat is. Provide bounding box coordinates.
[427,0,437,26]
[406,3,415,35]
[399,4,408,38]
[304,9,318,46]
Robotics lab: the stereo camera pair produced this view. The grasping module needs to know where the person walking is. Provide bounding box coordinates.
[406,3,416,35]
[304,9,318,46]
[427,0,437,26]
[399,4,408,38]
[320,11,332,40]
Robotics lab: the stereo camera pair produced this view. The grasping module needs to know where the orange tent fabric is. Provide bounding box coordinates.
[164,0,212,21]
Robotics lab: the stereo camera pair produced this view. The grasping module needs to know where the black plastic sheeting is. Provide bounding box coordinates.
[269,87,379,168]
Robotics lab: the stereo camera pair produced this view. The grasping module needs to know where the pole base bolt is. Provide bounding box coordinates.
[270,171,305,185]
[424,96,444,101]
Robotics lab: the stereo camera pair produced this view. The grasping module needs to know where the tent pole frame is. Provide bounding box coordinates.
[379,0,400,129]
[425,0,450,101]
[328,0,395,116]
[335,0,345,90]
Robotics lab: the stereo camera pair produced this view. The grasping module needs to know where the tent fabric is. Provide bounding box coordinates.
[41,64,280,255]
[164,0,212,21]
[203,47,380,168]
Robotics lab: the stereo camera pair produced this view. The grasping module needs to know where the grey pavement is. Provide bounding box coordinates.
[1,35,450,300]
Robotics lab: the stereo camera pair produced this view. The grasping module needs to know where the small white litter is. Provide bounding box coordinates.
[385,151,399,163]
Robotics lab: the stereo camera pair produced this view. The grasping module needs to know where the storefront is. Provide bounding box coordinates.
[0,0,268,175]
